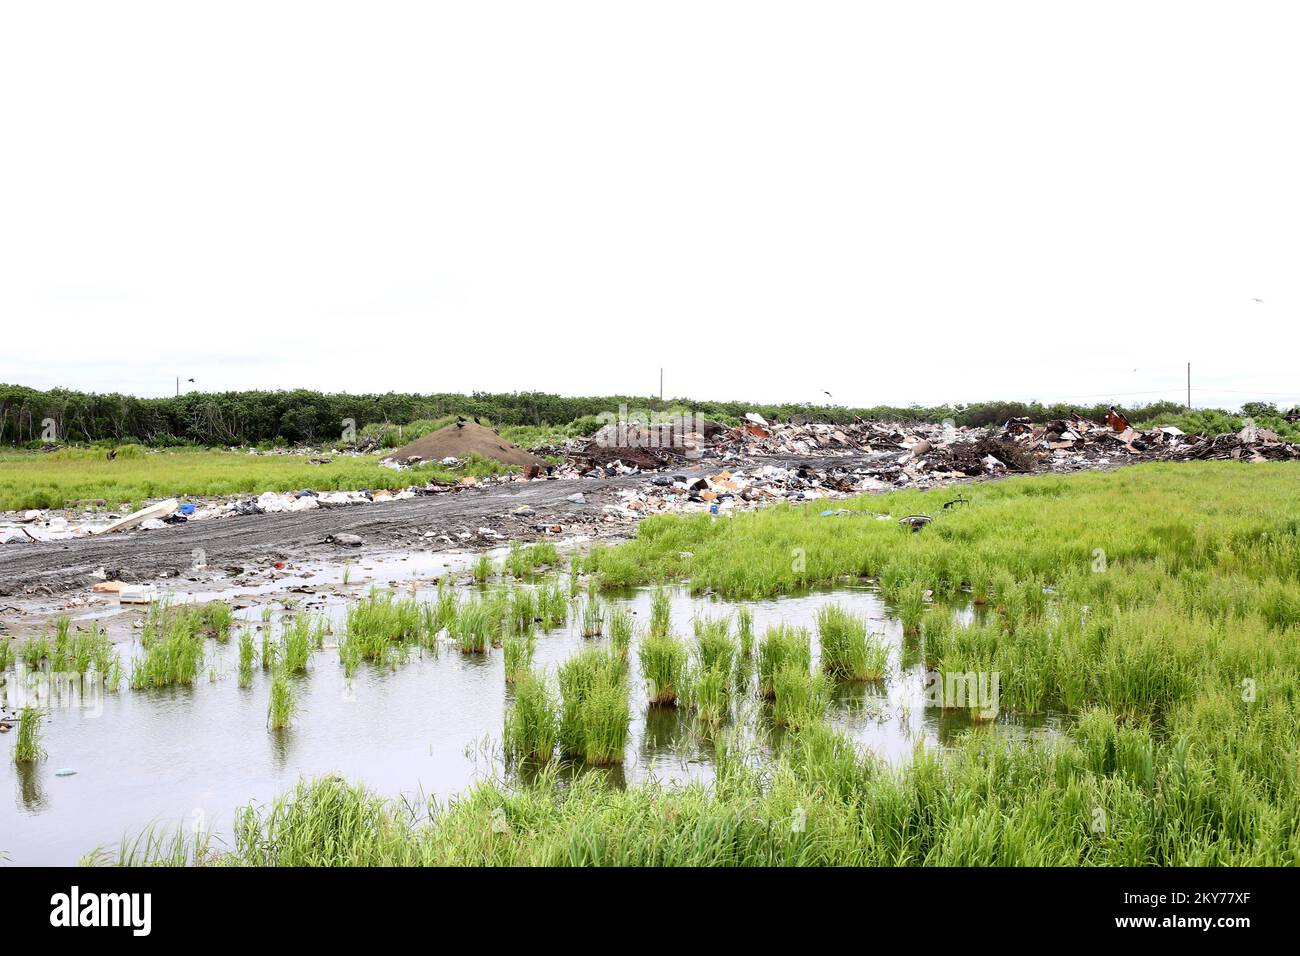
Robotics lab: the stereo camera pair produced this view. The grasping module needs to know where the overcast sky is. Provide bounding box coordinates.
[1,2,1295,412]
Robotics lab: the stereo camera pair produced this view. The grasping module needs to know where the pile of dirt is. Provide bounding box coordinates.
[381,421,546,470]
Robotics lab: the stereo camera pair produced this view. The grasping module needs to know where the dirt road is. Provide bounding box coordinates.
[0,453,901,597]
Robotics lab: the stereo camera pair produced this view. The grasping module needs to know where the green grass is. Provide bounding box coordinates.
[13,707,45,763]
[537,580,568,629]
[130,605,206,689]
[505,541,560,577]
[85,461,1300,867]
[237,629,256,687]
[816,605,887,681]
[504,672,560,764]
[558,648,628,763]
[267,671,299,730]
[473,553,495,585]
[687,665,731,726]
[502,629,536,684]
[757,625,812,699]
[450,600,493,654]
[772,666,830,729]
[638,632,689,705]
[0,447,475,511]
[606,607,633,657]
[343,589,428,663]
[648,586,672,637]
[693,616,736,681]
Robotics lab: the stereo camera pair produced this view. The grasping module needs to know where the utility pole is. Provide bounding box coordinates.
[176,376,180,398]
[1186,362,1191,410]
[659,368,664,403]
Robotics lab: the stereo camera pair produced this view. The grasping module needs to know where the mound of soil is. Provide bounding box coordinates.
[382,421,546,470]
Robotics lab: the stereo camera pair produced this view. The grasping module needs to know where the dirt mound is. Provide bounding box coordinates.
[382,421,546,470]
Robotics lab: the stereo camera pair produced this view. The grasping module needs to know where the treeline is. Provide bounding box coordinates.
[0,383,1197,448]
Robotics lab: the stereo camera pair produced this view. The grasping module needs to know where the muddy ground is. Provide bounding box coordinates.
[0,452,903,604]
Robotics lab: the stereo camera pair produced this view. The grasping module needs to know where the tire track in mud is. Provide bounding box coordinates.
[0,452,902,597]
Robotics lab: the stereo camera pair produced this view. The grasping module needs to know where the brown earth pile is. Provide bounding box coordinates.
[382,421,546,470]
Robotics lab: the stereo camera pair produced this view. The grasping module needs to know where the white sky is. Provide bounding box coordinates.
[1,1,1296,412]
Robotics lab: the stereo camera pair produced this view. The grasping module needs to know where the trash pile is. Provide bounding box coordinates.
[995,409,1300,466]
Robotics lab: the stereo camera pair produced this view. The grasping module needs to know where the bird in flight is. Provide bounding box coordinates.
[822,390,833,398]
[1251,298,1264,303]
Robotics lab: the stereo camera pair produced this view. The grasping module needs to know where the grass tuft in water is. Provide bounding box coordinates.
[758,625,812,699]
[267,671,299,730]
[639,631,688,705]
[816,604,888,681]
[504,671,560,765]
[13,706,45,763]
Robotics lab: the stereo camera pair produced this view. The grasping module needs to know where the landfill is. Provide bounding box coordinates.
[3,411,1297,545]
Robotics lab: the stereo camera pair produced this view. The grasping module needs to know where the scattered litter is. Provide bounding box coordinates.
[119,584,159,605]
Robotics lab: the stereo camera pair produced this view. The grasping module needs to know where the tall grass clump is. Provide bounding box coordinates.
[580,597,603,638]
[537,580,568,629]
[130,615,204,689]
[13,707,45,763]
[267,671,299,730]
[606,607,633,657]
[816,604,888,681]
[558,648,628,764]
[693,616,736,681]
[237,629,256,687]
[687,665,731,726]
[503,629,536,684]
[473,553,495,585]
[451,599,492,654]
[758,625,812,699]
[736,606,755,658]
[639,632,689,705]
[648,586,672,637]
[280,615,313,674]
[504,672,560,764]
[772,666,830,729]
[344,589,426,663]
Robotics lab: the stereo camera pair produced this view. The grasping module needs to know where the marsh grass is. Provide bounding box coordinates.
[280,615,314,674]
[649,586,672,637]
[688,666,731,726]
[451,600,492,654]
[344,589,427,663]
[130,615,204,690]
[693,616,736,681]
[639,632,688,705]
[816,605,888,681]
[0,639,13,670]
[13,706,45,763]
[558,648,628,763]
[606,607,633,657]
[473,553,495,585]
[506,541,559,577]
[23,636,50,669]
[757,625,811,699]
[504,672,559,764]
[580,598,603,638]
[237,629,256,687]
[537,580,568,629]
[736,606,755,658]
[772,666,830,729]
[267,671,298,730]
[503,629,536,684]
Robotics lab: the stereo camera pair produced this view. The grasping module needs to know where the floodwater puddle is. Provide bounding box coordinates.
[1,571,1063,865]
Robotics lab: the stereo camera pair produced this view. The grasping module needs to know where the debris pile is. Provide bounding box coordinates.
[381,420,547,471]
